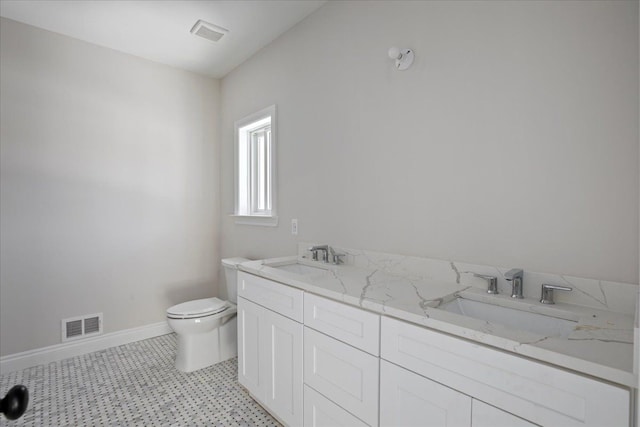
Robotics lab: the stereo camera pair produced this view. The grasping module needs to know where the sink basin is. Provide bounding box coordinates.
[440,297,577,338]
[271,263,328,276]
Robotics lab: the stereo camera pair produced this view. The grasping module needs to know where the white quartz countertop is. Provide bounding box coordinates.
[239,256,637,388]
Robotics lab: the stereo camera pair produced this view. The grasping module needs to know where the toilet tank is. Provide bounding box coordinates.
[221,257,250,304]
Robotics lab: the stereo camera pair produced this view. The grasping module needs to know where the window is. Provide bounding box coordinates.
[234,105,277,226]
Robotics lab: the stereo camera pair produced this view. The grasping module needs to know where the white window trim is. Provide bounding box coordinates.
[233,105,278,227]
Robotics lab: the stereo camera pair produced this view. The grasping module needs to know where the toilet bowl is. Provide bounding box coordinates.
[166,257,249,372]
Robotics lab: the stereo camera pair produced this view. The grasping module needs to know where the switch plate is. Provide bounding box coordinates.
[291,219,298,235]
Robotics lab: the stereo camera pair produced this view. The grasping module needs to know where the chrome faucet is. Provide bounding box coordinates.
[309,245,329,262]
[309,245,345,264]
[505,268,524,299]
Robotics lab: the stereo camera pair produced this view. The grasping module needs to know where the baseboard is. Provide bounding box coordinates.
[0,321,173,374]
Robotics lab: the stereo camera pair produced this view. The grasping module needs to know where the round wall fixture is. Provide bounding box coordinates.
[388,47,414,71]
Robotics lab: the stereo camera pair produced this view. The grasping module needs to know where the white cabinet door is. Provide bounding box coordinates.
[238,296,303,427]
[472,400,537,427]
[304,327,379,426]
[237,297,265,397]
[303,385,369,427]
[264,309,304,427]
[380,360,472,427]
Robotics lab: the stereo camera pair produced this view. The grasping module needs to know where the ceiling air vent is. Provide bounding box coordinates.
[190,19,228,42]
[61,313,103,342]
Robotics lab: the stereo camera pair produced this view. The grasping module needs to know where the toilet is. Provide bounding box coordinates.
[166,257,249,372]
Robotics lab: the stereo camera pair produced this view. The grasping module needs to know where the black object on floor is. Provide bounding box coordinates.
[0,385,29,420]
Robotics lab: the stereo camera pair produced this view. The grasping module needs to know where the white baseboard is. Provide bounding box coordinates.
[0,321,173,374]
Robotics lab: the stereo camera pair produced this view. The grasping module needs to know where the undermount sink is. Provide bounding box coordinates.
[440,297,578,338]
[271,263,328,276]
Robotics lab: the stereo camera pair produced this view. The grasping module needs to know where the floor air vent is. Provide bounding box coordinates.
[61,313,103,342]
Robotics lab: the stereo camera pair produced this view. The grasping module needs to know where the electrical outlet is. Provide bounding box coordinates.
[291,219,298,235]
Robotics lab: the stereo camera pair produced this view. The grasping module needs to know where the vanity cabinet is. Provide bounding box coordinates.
[238,268,631,427]
[380,316,630,427]
[237,272,304,427]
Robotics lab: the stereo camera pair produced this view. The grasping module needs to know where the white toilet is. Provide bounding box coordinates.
[166,257,249,372]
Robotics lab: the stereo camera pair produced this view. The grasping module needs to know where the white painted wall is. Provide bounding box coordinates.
[0,18,220,356]
[220,0,639,285]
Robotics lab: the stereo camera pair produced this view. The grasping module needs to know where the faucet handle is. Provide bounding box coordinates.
[540,284,572,305]
[473,273,498,294]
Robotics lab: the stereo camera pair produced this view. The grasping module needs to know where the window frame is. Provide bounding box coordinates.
[233,105,278,226]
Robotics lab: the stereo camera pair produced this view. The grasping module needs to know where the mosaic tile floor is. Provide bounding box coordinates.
[0,334,281,426]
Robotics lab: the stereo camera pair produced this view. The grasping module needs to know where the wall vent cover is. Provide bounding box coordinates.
[84,316,100,334]
[190,19,228,42]
[66,320,82,339]
[61,313,103,342]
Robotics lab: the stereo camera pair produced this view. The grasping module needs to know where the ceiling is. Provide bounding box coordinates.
[0,0,326,78]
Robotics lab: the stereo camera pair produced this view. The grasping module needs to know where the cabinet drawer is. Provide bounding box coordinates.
[380,359,471,427]
[304,385,369,427]
[381,317,630,427]
[238,271,304,322]
[304,293,380,355]
[304,327,379,426]
[472,400,537,427]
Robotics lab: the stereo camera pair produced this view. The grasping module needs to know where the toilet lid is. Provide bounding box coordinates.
[167,297,228,318]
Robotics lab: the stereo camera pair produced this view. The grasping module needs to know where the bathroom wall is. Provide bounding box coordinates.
[0,18,221,356]
[220,0,639,288]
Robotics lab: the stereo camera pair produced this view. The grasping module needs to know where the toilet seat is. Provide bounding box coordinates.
[167,297,228,320]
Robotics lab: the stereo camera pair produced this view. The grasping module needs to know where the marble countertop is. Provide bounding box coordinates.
[239,256,637,388]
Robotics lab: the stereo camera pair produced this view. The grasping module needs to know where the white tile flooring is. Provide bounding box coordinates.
[0,334,281,426]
